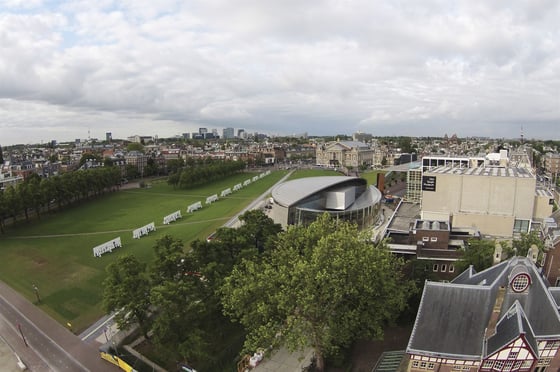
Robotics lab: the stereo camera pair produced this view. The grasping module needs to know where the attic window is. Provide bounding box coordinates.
[511,273,530,293]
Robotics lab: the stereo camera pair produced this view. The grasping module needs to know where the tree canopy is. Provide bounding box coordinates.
[455,239,496,273]
[103,254,152,338]
[221,213,414,371]
[511,231,544,259]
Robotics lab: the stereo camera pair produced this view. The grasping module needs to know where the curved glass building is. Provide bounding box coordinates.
[269,176,383,230]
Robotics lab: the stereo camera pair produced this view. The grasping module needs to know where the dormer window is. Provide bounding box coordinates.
[511,273,531,293]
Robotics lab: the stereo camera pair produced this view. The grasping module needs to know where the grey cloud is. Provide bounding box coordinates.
[1,0,560,145]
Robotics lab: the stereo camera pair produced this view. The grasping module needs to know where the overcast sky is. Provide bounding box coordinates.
[1,0,559,145]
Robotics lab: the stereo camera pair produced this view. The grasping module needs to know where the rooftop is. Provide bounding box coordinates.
[425,166,534,178]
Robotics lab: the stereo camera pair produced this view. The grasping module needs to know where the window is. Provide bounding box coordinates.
[449,265,455,273]
[537,358,551,367]
[545,340,560,349]
[481,360,493,369]
[503,360,514,371]
[513,219,530,233]
[494,360,505,370]
[422,236,429,242]
[521,360,533,369]
[508,351,519,359]
[441,264,447,272]
[433,264,439,272]
[430,237,438,242]
[511,274,530,292]
[412,361,435,370]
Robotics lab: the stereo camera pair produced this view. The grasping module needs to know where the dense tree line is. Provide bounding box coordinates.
[0,166,122,233]
[103,212,414,371]
[103,210,281,370]
[167,158,246,189]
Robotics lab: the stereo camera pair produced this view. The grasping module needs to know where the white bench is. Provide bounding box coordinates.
[206,194,219,204]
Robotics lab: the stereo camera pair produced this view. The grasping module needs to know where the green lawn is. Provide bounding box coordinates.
[360,170,386,186]
[0,170,287,331]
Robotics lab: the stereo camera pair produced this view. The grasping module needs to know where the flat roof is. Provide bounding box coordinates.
[425,166,534,178]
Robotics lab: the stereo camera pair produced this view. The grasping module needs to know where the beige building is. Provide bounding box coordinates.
[421,165,553,238]
[315,141,373,168]
[545,153,560,180]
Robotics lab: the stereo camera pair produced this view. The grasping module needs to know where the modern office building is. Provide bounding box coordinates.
[421,164,553,237]
[223,127,235,139]
[268,176,382,229]
[416,151,554,238]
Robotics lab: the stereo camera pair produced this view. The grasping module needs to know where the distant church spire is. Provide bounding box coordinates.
[520,125,524,144]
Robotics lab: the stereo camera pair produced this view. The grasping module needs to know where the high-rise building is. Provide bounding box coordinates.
[106,132,112,142]
[237,129,245,139]
[199,128,208,135]
[223,127,234,139]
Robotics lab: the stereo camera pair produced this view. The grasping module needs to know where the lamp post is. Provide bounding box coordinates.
[17,323,28,347]
[32,284,40,304]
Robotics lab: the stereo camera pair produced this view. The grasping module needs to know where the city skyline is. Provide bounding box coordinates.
[1,1,559,146]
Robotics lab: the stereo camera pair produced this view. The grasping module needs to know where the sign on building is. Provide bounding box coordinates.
[422,176,437,191]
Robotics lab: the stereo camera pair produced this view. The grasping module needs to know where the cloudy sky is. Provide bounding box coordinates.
[0,0,559,145]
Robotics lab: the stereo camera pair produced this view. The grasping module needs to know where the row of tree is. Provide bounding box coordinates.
[103,212,415,371]
[167,159,246,189]
[0,167,122,233]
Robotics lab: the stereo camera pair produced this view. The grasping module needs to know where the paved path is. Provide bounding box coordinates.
[223,170,294,228]
[0,281,119,372]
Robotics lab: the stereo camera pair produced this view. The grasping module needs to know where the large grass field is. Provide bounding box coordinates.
[0,170,288,331]
[0,168,378,332]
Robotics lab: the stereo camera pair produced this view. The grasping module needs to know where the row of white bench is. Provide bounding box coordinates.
[93,237,122,257]
[133,222,156,239]
[93,170,273,256]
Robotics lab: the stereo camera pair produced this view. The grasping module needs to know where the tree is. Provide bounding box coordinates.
[238,209,282,252]
[150,235,188,285]
[103,254,152,338]
[127,142,145,153]
[149,235,239,370]
[511,232,544,259]
[125,164,140,180]
[221,214,413,371]
[455,239,495,272]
